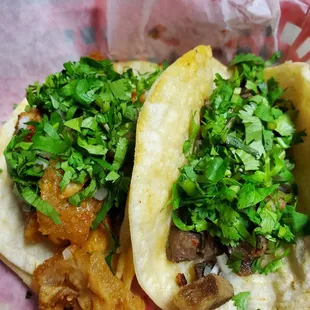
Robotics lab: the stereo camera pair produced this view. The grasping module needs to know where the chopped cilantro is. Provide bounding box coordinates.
[170,52,309,276]
[4,57,163,225]
[232,291,251,310]
[21,187,61,224]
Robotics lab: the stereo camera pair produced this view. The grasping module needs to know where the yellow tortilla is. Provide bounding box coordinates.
[128,45,214,310]
[0,61,158,288]
[129,55,310,309]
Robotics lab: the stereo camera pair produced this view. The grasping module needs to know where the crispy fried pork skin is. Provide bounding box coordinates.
[33,228,144,310]
[38,166,101,246]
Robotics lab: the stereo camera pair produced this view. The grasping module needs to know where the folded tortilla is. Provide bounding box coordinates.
[128,45,214,310]
[0,60,158,289]
[129,52,310,309]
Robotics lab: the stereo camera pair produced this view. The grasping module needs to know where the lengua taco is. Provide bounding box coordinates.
[0,48,215,309]
[129,48,310,309]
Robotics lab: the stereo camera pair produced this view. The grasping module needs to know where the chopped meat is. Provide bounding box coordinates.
[176,273,188,287]
[39,285,79,310]
[15,108,42,142]
[279,184,292,194]
[228,236,267,276]
[173,274,234,310]
[166,226,201,262]
[240,88,252,99]
[88,252,145,309]
[15,108,42,131]
[24,212,42,243]
[253,236,267,258]
[199,233,224,263]
[278,198,287,210]
[194,262,206,279]
[33,243,144,310]
[194,262,214,279]
[37,166,101,246]
[238,258,253,277]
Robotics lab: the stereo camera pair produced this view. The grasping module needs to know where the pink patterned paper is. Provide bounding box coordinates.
[0,0,310,309]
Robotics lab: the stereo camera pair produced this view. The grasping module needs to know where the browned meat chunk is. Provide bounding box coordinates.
[173,274,234,310]
[194,262,207,279]
[166,226,201,262]
[176,273,188,287]
[199,233,224,262]
[228,236,267,276]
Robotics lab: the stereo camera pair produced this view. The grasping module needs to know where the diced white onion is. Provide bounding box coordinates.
[94,187,108,201]
[39,152,51,159]
[210,263,220,275]
[35,159,48,170]
[203,265,212,276]
[216,253,232,275]
[17,116,30,129]
[62,247,73,260]
[194,140,202,148]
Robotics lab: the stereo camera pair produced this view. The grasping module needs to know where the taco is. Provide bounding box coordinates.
[0,58,164,309]
[129,49,310,309]
[0,47,215,309]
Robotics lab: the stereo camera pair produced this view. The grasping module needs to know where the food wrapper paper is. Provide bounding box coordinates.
[0,0,310,308]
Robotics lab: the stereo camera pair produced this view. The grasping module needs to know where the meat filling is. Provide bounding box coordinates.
[173,274,234,310]
[167,226,267,277]
[166,226,201,262]
[228,236,267,276]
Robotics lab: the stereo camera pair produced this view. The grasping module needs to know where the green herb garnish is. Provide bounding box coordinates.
[4,57,163,226]
[170,53,309,275]
[232,291,251,310]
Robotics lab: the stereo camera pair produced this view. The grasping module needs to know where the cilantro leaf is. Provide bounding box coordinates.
[109,79,131,100]
[74,79,101,105]
[112,138,129,170]
[21,187,61,224]
[172,210,195,231]
[235,149,260,171]
[92,192,114,230]
[229,53,264,66]
[32,135,71,154]
[205,157,229,183]
[183,112,200,156]
[77,136,107,155]
[252,248,290,275]
[275,114,295,136]
[238,184,279,209]
[282,206,310,235]
[232,291,251,310]
[265,51,281,67]
[105,171,120,182]
[239,105,262,144]
[64,117,83,132]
